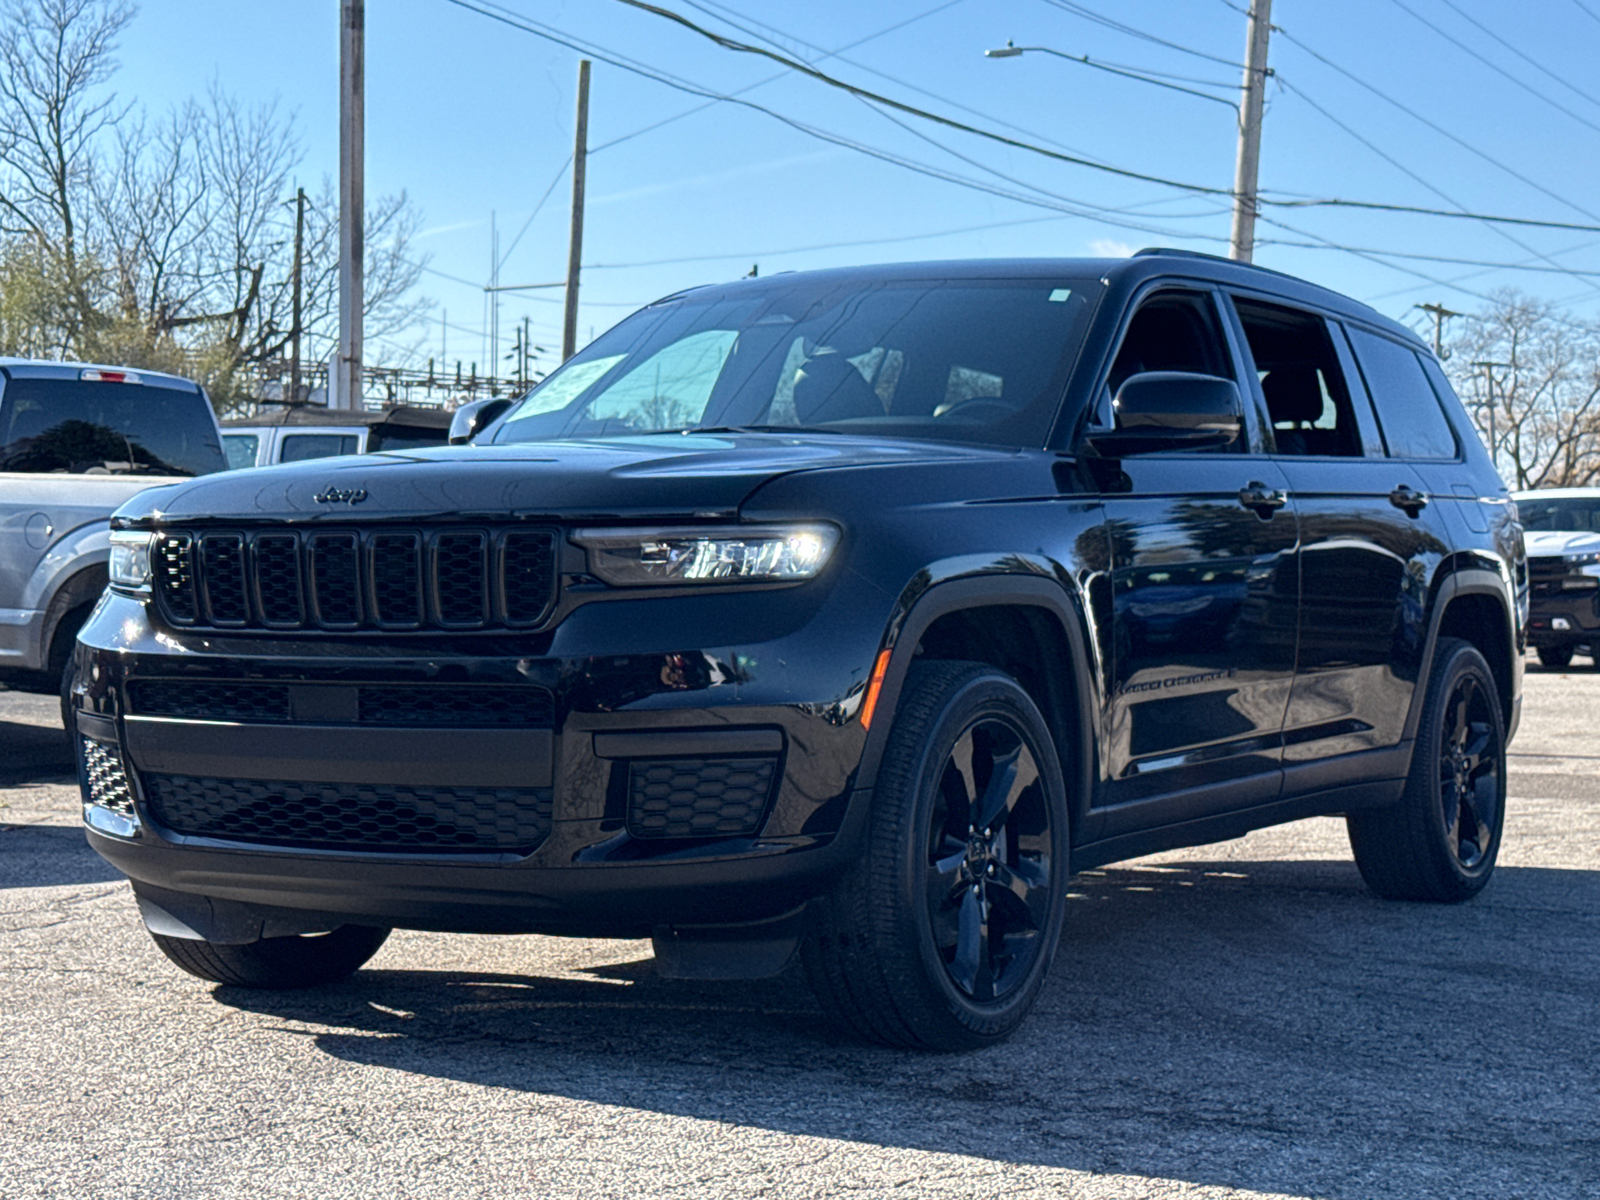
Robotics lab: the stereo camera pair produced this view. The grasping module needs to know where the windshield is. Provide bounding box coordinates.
[1519,495,1600,533]
[0,377,225,476]
[491,276,1101,448]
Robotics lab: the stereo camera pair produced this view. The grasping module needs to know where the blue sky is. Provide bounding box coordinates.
[112,0,1600,372]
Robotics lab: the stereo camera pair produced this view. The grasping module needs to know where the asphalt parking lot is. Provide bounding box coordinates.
[3,661,1597,1200]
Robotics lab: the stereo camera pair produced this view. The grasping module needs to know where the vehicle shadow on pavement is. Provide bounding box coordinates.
[0,717,75,788]
[216,858,1600,1200]
[0,822,123,887]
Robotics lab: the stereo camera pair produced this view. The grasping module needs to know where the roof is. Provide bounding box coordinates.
[222,404,454,431]
[649,249,1425,351]
[0,356,201,391]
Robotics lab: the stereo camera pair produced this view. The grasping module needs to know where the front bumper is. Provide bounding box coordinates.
[75,587,880,939]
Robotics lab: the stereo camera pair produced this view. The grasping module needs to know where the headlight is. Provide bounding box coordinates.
[1567,550,1600,567]
[574,524,839,586]
[108,530,153,588]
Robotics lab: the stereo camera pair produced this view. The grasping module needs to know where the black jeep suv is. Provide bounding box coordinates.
[76,251,1524,1050]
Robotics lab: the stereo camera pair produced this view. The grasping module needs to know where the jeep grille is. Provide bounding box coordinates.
[151,527,557,633]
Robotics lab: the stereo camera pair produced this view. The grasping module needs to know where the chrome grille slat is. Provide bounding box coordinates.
[148,527,557,633]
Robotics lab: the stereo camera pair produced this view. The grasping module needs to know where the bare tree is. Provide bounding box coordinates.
[0,0,132,341]
[0,0,430,404]
[1447,290,1600,489]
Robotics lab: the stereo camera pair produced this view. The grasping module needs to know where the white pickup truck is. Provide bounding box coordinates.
[0,359,226,722]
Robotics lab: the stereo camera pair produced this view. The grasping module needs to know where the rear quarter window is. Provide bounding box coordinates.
[1346,327,1459,460]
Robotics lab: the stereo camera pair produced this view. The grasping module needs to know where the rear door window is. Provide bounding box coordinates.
[223,433,260,469]
[1346,327,1459,460]
[279,433,360,463]
[1228,297,1367,457]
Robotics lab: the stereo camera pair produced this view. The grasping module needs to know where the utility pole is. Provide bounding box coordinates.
[289,186,305,405]
[563,59,591,362]
[1471,359,1510,472]
[521,315,531,387]
[1228,0,1273,263]
[336,0,364,410]
[1416,302,1463,358]
[489,211,499,382]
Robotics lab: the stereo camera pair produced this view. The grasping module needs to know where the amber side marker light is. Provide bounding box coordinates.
[859,649,893,730]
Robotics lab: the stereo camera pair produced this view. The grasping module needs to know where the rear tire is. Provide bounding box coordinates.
[802,660,1069,1051]
[149,925,391,988]
[1347,638,1505,902]
[1537,645,1574,670]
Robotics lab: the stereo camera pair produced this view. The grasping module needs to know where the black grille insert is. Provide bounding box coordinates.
[128,680,555,727]
[129,680,293,723]
[143,774,553,853]
[626,756,777,840]
[149,526,558,633]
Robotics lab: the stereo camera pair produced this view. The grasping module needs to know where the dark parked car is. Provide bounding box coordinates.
[1512,487,1600,668]
[74,251,1524,1049]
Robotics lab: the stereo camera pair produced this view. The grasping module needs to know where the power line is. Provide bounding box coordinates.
[446,0,1600,245]
[588,0,971,155]
[1572,0,1600,28]
[1433,0,1600,115]
[602,0,1238,197]
[498,155,572,270]
[443,0,1235,234]
[1274,21,1600,228]
[1260,236,1600,279]
[1037,0,1245,70]
[1383,0,1600,137]
[1275,76,1600,297]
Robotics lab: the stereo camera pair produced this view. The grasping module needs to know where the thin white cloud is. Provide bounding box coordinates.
[591,149,840,207]
[1088,238,1137,258]
[417,217,486,239]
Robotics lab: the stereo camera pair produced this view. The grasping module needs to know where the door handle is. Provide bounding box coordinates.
[1238,481,1288,517]
[1389,484,1429,516]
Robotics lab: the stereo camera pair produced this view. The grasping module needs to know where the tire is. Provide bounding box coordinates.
[1347,638,1506,902]
[1537,645,1574,670]
[149,925,392,988]
[802,660,1070,1051]
[49,602,94,739]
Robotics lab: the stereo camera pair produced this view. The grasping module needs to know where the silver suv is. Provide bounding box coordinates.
[0,359,226,721]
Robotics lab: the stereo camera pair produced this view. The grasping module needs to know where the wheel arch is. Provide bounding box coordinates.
[1407,568,1518,744]
[854,576,1100,839]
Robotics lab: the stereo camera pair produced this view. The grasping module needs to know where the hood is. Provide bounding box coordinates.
[1523,529,1600,559]
[111,432,1001,525]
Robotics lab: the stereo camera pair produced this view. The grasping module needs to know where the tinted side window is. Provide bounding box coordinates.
[1347,328,1458,460]
[280,434,359,463]
[223,434,259,469]
[1094,289,1242,449]
[1231,297,1363,457]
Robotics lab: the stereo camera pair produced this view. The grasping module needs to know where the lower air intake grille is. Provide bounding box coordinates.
[626,756,777,840]
[129,680,293,723]
[143,774,553,854]
[80,739,136,818]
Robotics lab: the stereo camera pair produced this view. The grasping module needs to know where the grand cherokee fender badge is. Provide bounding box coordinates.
[313,486,368,505]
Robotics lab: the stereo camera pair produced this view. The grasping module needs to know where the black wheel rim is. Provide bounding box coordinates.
[923,716,1055,1003]
[1437,673,1500,871]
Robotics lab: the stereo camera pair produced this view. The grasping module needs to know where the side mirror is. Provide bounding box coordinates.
[1081,371,1243,456]
[449,397,514,445]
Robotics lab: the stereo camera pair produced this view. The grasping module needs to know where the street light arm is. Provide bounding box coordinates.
[985,44,1239,112]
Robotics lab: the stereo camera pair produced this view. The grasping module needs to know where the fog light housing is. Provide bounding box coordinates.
[1553,617,1573,631]
[80,737,140,837]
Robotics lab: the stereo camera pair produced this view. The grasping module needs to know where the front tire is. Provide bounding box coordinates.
[1347,638,1506,902]
[149,925,391,988]
[803,660,1070,1051]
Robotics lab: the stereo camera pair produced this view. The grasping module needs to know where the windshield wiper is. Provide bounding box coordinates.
[680,425,842,436]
